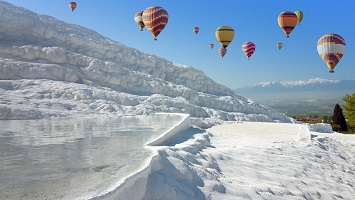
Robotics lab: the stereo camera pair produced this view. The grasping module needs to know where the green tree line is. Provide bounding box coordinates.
[332,93,355,133]
[342,93,355,133]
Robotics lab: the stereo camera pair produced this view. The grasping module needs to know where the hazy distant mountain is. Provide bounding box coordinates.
[0,1,291,123]
[235,78,355,101]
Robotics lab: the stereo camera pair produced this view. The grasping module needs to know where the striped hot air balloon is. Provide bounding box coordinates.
[218,47,227,58]
[277,11,298,37]
[142,6,169,40]
[317,34,346,73]
[242,42,256,60]
[134,11,145,31]
[295,11,304,25]
[215,26,235,48]
[69,2,77,12]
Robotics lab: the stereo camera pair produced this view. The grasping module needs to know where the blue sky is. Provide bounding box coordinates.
[4,0,355,88]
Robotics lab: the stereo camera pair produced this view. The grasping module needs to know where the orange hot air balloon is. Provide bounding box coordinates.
[193,27,199,35]
[242,42,256,60]
[142,6,169,40]
[277,11,298,37]
[69,2,77,12]
[218,47,227,58]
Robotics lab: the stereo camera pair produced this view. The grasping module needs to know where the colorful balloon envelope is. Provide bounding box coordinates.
[317,34,346,73]
[193,27,199,35]
[277,11,298,37]
[69,2,77,12]
[134,11,145,31]
[277,42,283,49]
[209,44,214,49]
[294,11,304,25]
[215,26,235,48]
[218,47,227,58]
[242,42,256,60]
[142,6,169,40]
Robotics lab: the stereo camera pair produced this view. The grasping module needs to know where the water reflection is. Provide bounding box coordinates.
[0,114,183,199]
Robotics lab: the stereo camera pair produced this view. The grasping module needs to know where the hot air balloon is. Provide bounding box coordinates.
[277,11,298,37]
[215,26,235,48]
[242,42,256,60]
[209,44,214,49]
[277,42,283,49]
[142,6,169,40]
[317,34,346,73]
[193,27,199,35]
[69,2,77,12]
[295,11,304,25]
[134,11,145,31]
[218,47,227,58]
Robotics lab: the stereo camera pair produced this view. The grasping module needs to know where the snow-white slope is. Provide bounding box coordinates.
[100,122,355,200]
[0,1,291,123]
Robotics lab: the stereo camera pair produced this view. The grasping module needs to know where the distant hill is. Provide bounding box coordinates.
[235,78,355,101]
[235,78,355,117]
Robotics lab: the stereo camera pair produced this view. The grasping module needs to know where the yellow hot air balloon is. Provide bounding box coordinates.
[317,34,346,73]
[295,11,304,25]
[215,26,235,48]
[277,42,283,49]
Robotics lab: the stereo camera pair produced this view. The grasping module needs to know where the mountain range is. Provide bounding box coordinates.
[0,1,291,124]
[235,78,355,101]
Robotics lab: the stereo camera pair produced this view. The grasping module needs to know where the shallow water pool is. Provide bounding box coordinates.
[0,114,185,200]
